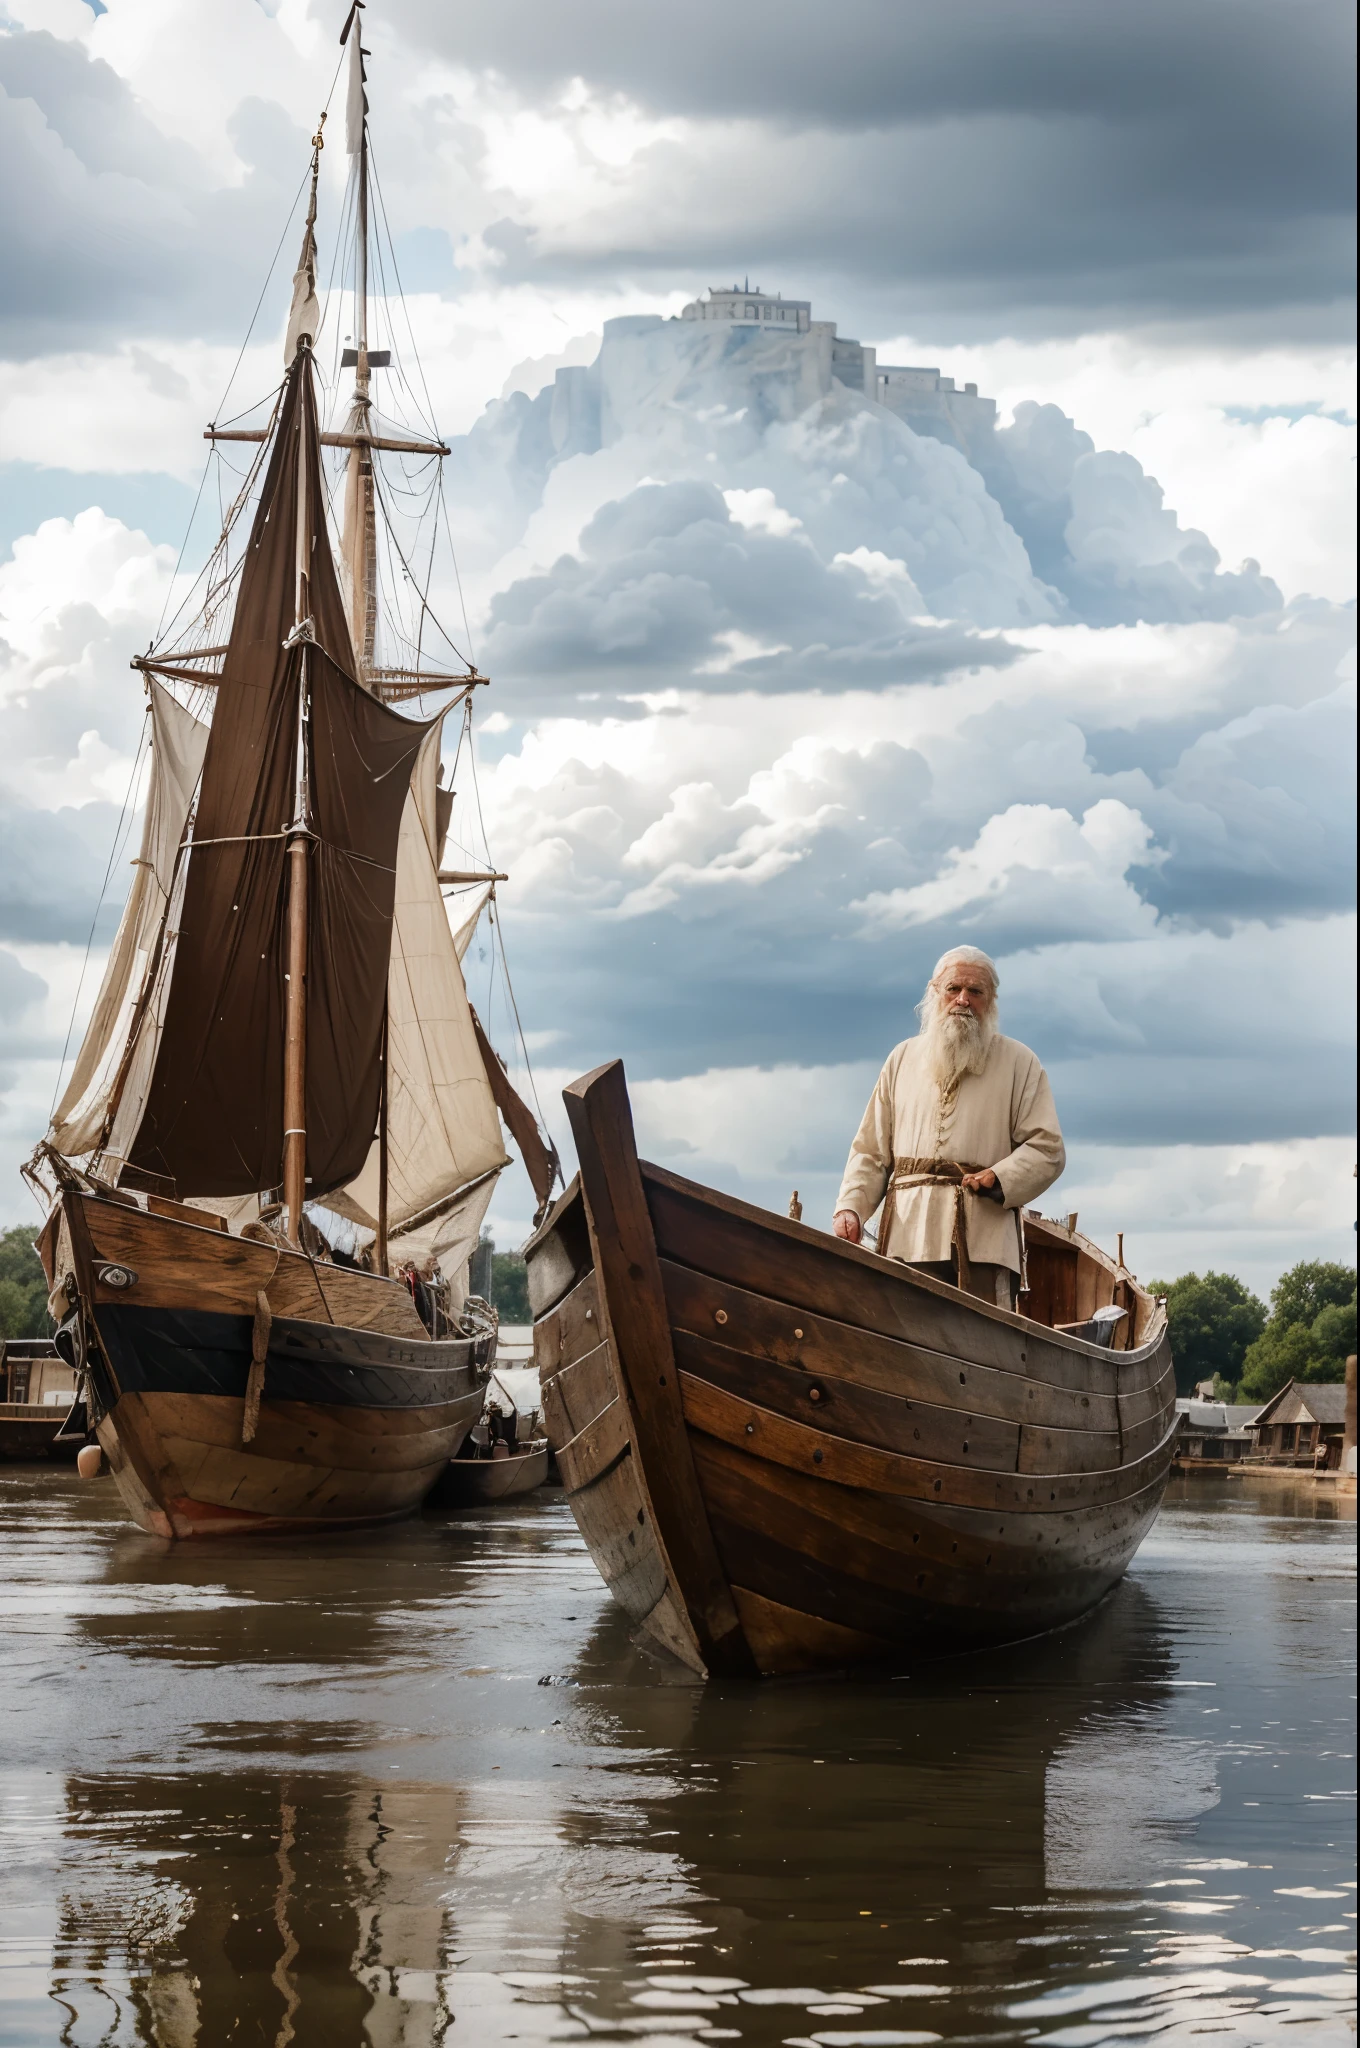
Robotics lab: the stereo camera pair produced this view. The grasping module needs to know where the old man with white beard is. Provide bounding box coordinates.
[832,947,1065,1310]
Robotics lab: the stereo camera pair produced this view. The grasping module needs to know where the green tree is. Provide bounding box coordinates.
[1148,1270,1267,1398]
[1264,1260,1355,1331]
[490,1251,530,1324]
[0,1226,50,1338]
[1239,1262,1357,1404]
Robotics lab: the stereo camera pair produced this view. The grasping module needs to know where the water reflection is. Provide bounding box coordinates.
[0,1467,1352,2045]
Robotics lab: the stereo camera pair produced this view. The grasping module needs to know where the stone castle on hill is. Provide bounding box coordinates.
[681,283,996,446]
[537,282,998,464]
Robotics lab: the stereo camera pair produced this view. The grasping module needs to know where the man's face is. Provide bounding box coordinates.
[936,964,993,1019]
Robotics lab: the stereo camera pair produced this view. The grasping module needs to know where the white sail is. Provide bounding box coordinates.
[329,718,508,1263]
[346,28,367,156]
[283,190,321,365]
[48,681,208,1161]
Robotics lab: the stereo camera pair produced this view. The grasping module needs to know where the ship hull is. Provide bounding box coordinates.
[429,1443,551,1506]
[525,1061,1178,1680]
[41,1191,490,1541]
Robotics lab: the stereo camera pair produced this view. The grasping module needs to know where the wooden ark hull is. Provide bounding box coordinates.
[40,1190,490,1540]
[526,1062,1178,1681]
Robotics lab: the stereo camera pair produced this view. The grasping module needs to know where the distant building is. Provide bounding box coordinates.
[676,284,997,454]
[1246,1380,1348,1469]
[681,282,813,332]
[1174,1398,1264,1465]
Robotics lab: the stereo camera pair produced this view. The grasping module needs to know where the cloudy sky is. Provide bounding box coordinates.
[0,0,1354,1290]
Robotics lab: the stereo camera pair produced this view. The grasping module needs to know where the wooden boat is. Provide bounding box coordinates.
[525,1061,1178,1679]
[24,25,558,1541]
[0,1338,79,1460]
[432,1441,551,1506]
[429,1364,551,1505]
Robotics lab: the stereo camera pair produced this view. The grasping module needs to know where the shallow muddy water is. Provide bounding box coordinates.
[0,1467,1353,2046]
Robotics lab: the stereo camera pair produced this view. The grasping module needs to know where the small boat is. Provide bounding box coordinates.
[430,1364,551,1505]
[0,1338,80,1460]
[525,1060,1178,1679]
[24,23,559,1541]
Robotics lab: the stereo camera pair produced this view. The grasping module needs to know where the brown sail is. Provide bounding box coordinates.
[27,40,561,1542]
[128,352,432,1200]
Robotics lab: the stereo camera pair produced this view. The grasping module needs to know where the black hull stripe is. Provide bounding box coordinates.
[94,1303,486,1411]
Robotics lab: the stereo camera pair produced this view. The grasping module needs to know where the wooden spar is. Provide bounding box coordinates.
[282,384,311,1249]
[562,1060,757,1677]
[372,670,489,703]
[207,428,450,456]
[282,830,308,1245]
[439,870,508,886]
[376,1000,389,1277]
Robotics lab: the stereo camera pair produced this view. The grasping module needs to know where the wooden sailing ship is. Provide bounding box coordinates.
[525,1061,1177,1679]
[25,15,557,1540]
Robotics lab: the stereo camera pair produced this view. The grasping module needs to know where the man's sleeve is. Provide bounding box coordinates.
[835,1059,895,1222]
[992,1054,1065,1209]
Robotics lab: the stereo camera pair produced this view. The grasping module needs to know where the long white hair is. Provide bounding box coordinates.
[916,947,999,1089]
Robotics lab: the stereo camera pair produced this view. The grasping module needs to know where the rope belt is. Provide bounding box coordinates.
[886,1156,986,1286]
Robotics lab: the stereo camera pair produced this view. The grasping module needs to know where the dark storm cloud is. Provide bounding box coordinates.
[393,0,1354,337]
[0,30,309,357]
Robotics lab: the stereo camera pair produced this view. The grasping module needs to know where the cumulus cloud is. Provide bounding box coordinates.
[0,23,318,356]
[0,0,1353,1295]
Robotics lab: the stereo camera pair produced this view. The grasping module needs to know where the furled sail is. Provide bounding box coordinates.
[126,350,432,1201]
[47,681,209,1160]
[327,720,509,1264]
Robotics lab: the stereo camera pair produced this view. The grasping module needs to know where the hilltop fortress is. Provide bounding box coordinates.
[540,282,998,465]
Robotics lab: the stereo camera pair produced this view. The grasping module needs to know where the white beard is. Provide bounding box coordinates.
[918,997,998,1091]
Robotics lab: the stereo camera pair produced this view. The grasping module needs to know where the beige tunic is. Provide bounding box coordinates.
[835,1033,1065,1274]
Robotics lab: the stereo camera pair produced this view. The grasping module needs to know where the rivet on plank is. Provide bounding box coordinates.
[808,1384,824,1403]
[745,1422,755,1435]
[715,1308,728,1325]
[793,1326,804,1339]
[812,1449,823,1464]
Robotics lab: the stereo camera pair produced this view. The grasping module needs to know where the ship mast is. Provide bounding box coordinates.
[340,4,379,684]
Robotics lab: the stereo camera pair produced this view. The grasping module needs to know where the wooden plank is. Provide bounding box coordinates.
[82,1196,428,1337]
[680,1371,1170,1518]
[696,1443,1132,1644]
[673,1325,1021,1470]
[1121,1410,1176,1463]
[564,1062,755,1678]
[663,1261,1118,1432]
[645,1167,1165,1394]
[1118,1367,1177,1430]
[555,1393,632,1494]
[696,1427,1169,1604]
[132,1389,479,1473]
[564,1444,671,1623]
[523,1178,592,1316]
[1016,1421,1122,1476]
[534,1269,605,1383]
[541,1341,618,1443]
[729,1584,896,1675]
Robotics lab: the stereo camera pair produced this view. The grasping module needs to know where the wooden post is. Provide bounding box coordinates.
[376,1000,389,1277]
[563,1059,756,1679]
[282,832,308,1244]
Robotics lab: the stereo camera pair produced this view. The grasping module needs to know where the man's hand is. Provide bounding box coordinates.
[833,1209,862,1243]
[961,1168,1005,1202]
